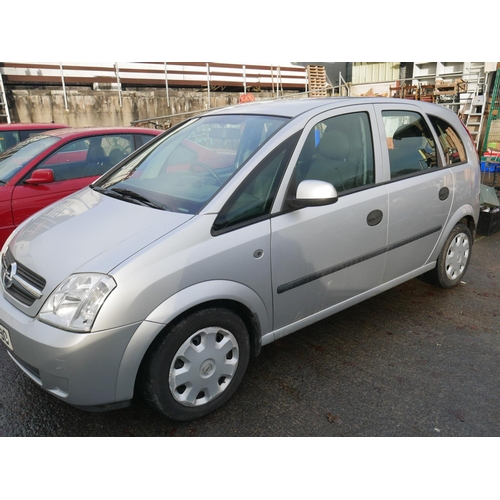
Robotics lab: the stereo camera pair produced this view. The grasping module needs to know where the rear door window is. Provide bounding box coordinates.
[136,133,158,148]
[19,130,48,141]
[382,110,438,179]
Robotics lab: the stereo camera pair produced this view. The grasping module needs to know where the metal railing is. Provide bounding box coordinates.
[130,87,337,128]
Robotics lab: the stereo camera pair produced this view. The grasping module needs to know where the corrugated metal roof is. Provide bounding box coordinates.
[351,62,400,84]
[0,62,308,90]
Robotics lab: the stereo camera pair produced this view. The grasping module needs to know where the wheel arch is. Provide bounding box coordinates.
[424,218,473,288]
[458,214,476,239]
[428,204,477,264]
[114,280,269,402]
[144,279,270,357]
[153,298,264,359]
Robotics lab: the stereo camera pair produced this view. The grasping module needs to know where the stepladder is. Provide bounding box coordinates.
[0,70,11,123]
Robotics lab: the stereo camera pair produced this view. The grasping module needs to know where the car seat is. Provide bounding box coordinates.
[108,148,126,166]
[306,129,358,192]
[388,124,428,178]
[82,144,109,177]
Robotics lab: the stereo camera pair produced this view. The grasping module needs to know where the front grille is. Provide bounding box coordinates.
[9,350,41,381]
[2,248,46,306]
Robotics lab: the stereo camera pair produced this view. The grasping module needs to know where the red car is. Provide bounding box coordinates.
[0,122,70,153]
[0,126,162,248]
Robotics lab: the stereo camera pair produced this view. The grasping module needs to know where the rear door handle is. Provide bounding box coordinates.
[439,187,450,201]
[367,209,383,226]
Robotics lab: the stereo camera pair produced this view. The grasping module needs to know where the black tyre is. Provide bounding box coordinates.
[141,307,250,421]
[424,223,472,288]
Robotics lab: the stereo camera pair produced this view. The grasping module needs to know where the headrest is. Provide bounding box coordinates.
[88,144,105,160]
[393,124,425,149]
[317,129,350,160]
[108,148,125,164]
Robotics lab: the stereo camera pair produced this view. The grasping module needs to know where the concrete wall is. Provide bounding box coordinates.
[7,87,279,129]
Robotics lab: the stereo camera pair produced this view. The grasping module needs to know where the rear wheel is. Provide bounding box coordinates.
[424,223,472,288]
[141,307,250,421]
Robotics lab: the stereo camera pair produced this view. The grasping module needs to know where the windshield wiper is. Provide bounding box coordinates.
[93,186,170,211]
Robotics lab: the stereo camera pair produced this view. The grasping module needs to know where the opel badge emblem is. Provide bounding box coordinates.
[4,262,17,289]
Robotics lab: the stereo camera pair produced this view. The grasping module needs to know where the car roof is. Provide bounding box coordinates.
[37,126,162,139]
[0,123,69,131]
[205,97,457,120]
[206,98,340,118]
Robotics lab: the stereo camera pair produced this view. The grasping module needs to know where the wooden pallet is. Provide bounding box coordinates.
[307,65,328,97]
[434,79,467,96]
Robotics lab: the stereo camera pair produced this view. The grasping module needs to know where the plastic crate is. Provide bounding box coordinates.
[478,209,500,236]
[480,153,500,172]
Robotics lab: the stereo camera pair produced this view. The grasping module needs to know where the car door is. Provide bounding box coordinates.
[270,106,389,333]
[10,134,137,227]
[373,104,454,283]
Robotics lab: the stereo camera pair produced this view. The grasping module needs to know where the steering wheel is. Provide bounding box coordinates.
[189,162,222,185]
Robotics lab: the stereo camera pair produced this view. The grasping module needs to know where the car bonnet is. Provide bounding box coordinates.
[6,187,193,299]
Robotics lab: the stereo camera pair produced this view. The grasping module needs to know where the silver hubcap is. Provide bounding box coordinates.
[169,327,239,407]
[445,232,469,281]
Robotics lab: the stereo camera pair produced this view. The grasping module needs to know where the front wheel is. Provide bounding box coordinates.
[424,222,472,288]
[141,307,250,421]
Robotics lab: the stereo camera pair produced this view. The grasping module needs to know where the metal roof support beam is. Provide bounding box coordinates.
[277,66,281,98]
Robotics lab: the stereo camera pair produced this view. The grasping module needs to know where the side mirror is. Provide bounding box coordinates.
[25,169,55,185]
[288,180,338,208]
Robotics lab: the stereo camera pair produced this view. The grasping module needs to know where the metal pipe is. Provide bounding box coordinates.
[164,62,170,107]
[206,63,211,109]
[130,106,221,125]
[115,63,122,108]
[277,66,281,98]
[130,90,315,126]
[60,63,68,110]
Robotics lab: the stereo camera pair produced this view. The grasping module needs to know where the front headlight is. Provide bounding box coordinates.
[39,274,117,332]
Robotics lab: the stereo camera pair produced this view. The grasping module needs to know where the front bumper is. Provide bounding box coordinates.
[0,292,161,408]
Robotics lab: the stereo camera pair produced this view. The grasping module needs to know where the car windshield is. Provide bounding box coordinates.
[0,135,60,184]
[93,114,289,213]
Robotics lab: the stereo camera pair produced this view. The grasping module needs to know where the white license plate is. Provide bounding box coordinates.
[0,324,13,350]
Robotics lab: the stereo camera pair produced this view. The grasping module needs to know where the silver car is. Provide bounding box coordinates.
[0,98,480,421]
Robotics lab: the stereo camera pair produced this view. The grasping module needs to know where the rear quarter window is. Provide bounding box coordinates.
[428,115,467,165]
